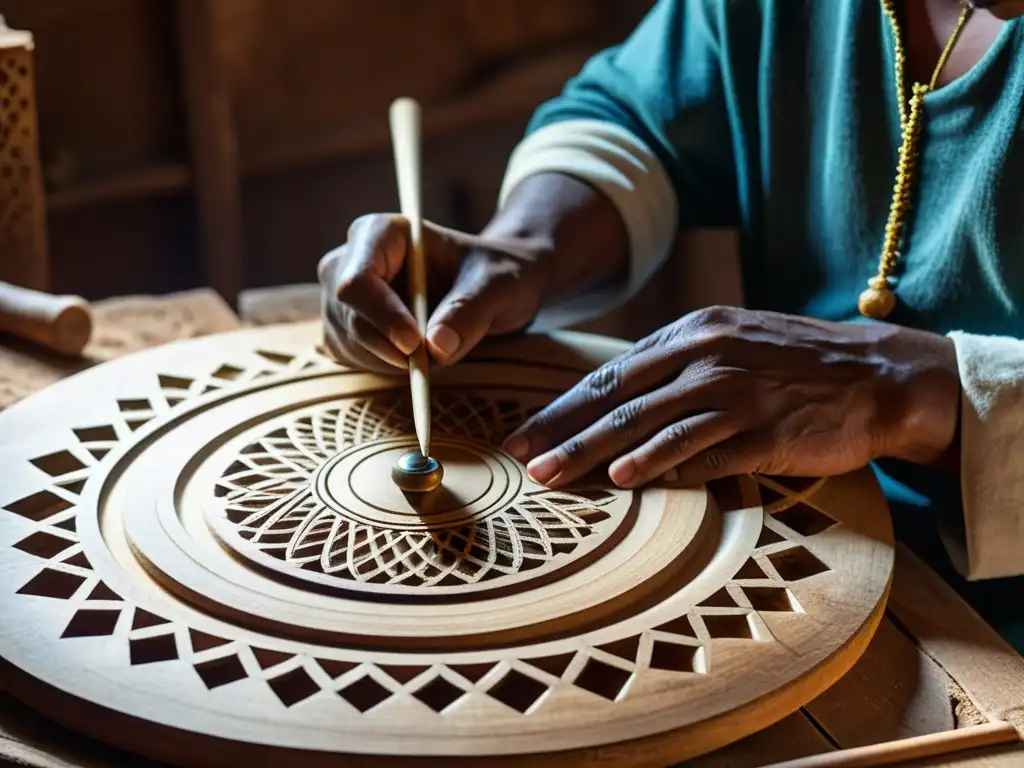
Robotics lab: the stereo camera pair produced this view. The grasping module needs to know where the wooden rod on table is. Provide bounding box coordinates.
[0,282,92,357]
[767,721,1019,768]
[388,97,431,459]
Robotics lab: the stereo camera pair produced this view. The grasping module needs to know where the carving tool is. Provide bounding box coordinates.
[0,281,93,357]
[388,97,442,493]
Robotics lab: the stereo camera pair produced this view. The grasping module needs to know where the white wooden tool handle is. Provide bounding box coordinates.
[389,97,431,458]
[0,281,93,357]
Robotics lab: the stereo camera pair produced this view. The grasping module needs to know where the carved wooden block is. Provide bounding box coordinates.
[0,324,894,766]
[0,17,47,290]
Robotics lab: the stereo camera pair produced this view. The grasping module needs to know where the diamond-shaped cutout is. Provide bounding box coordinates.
[130,633,178,665]
[267,666,320,706]
[487,669,549,713]
[5,490,73,521]
[212,364,244,381]
[17,568,85,599]
[117,399,151,412]
[573,657,632,701]
[703,613,754,640]
[74,425,118,442]
[413,676,467,713]
[194,654,247,689]
[339,675,392,712]
[744,586,800,612]
[773,502,836,537]
[159,374,192,390]
[30,450,86,477]
[769,546,830,581]
[650,641,700,673]
[62,608,121,638]
[13,531,75,559]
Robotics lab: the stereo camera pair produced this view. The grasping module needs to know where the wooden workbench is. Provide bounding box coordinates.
[1,289,1022,768]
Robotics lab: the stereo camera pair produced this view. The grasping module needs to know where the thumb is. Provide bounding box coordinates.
[426,254,531,366]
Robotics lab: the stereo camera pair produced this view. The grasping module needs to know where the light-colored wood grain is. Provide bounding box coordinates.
[767,722,1019,768]
[685,711,835,767]
[0,283,92,357]
[886,545,1024,735]
[900,743,1024,768]
[0,322,893,766]
[0,288,241,411]
[804,616,956,747]
[389,97,432,458]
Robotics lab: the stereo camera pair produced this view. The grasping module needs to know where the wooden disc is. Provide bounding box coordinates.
[0,323,894,767]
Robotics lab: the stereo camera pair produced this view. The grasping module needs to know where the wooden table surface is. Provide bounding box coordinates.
[1,289,1022,768]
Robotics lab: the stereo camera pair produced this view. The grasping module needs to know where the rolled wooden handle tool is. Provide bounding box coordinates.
[0,282,93,357]
[389,96,431,459]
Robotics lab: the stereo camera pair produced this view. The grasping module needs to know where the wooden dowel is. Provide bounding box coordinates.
[0,282,92,357]
[389,97,431,459]
[767,722,1019,768]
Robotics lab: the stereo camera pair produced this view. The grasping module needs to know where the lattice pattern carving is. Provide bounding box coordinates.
[2,347,842,719]
[0,20,47,289]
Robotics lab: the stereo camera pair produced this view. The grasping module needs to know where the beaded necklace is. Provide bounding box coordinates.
[858,0,974,319]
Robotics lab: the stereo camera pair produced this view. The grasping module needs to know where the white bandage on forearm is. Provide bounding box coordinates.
[946,330,1024,580]
[498,119,679,331]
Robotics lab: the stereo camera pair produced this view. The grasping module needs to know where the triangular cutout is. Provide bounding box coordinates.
[596,636,641,664]
[87,582,120,601]
[88,448,110,461]
[756,526,785,548]
[699,587,737,608]
[63,551,92,569]
[317,659,357,679]
[654,615,697,638]
[58,478,87,496]
[132,608,170,630]
[54,516,77,532]
[524,652,576,679]
[379,665,429,684]
[256,350,294,366]
[735,558,768,580]
[252,648,295,670]
[450,663,496,683]
[190,629,231,652]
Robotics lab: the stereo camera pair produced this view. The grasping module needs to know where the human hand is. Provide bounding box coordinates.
[318,214,551,373]
[502,306,961,489]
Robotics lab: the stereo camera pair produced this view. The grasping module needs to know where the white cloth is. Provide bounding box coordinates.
[498,119,679,331]
[947,331,1024,581]
[500,120,1024,583]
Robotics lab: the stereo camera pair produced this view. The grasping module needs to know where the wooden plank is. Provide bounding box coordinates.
[887,545,1024,735]
[685,711,835,768]
[901,743,1024,768]
[176,0,244,305]
[804,616,956,747]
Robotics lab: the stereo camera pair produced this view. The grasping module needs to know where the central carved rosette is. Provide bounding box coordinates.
[209,392,634,592]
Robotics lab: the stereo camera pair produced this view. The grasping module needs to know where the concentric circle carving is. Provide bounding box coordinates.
[0,324,895,767]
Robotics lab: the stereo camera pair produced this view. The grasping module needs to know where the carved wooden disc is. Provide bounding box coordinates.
[0,323,895,767]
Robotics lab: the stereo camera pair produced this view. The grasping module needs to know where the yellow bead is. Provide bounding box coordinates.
[858,281,897,320]
[391,451,444,493]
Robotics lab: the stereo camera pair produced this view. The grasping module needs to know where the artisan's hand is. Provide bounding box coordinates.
[318,214,551,372]
[503,306,961,489]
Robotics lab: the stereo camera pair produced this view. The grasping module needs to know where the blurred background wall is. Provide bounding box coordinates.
[1,0,654,304]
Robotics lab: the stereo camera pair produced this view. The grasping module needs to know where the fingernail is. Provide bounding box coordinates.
[428,325,461,360]
[527,453,560,486]
[392,326,421,356]
[503,435,529,461]
[609,457,637,487]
